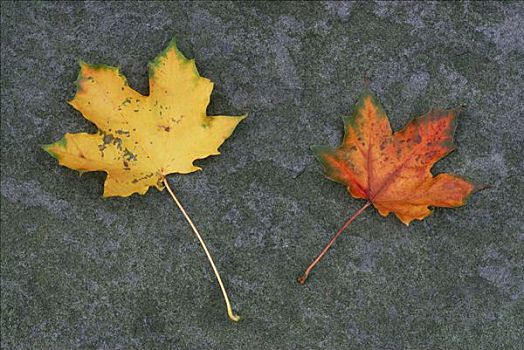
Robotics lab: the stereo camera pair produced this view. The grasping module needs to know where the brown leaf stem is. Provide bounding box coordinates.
[163,177,240,322]
[298,201,371,284]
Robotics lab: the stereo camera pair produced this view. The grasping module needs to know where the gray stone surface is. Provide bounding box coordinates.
[1,1,523,349]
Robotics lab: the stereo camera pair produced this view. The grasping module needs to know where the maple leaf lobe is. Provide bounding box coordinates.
[44,39,245,197]
[313,92,474,225]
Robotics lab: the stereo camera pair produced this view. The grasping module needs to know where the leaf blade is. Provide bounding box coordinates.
[46,40,245,197]
[316,92,475,224]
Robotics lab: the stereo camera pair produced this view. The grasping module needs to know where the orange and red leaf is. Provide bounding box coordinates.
[314,92,475,225]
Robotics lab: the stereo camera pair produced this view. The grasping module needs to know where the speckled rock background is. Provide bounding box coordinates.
[1,1,523,349]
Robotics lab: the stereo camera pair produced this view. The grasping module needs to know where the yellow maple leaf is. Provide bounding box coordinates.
[44,39,244,322]
[44,39,245,197]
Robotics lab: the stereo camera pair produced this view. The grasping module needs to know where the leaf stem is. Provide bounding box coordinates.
[163,177,240,322]
[298,201,371,284]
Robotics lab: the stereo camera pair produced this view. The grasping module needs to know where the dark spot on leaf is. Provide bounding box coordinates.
[132,172,154,183]
[103,134,114,144]
[123,149,137,162]
[114,138,123,150]
[115,129,130,136]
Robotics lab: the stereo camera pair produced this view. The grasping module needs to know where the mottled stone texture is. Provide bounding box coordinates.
[1,1,523,349]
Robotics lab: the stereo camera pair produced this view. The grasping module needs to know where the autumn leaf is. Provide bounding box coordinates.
[44,41,245,197]
[44,38,244,321]
[298,92,475,284]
